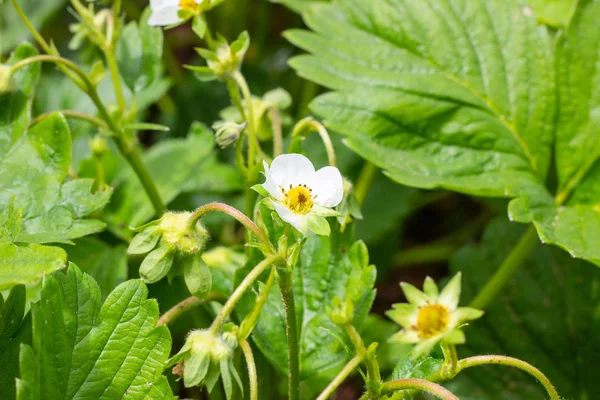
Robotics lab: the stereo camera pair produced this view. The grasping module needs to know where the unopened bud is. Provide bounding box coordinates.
[90,135,108,157]
[213,120,245,148]
[159,212,209,254]
[327,296,355,326]
[0,64,13,93]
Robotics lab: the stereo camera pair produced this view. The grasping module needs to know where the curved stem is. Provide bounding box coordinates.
[278,268,300,400]
[316,355,363,400]
[469,225,538,310]
[210,255,282,333]
[288,118,336,166]
[240,339,258,400]
[31,110,108,129]
[232,71,257,171]
[458,355,559,400]
[156,293,225,326]
[380,379,459,400]
[239,266,277,339]
[189,202,272,251]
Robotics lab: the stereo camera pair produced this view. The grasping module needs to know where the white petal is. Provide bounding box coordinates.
[273,202,308,234]
[148,5,182,26]
[309,166,343,207]
[267,154,315,189]
[263,161,284,201]
[150,0,178,8]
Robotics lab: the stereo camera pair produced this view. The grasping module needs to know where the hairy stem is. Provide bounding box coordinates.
[210,255,282,333]
[31,110,108,129]
[288,118,336,166]
[240,339,258,400]
[239,266,277,339]
[380,379,459,400]
[156,293,225,326]
[189,202,272,251]
[469,225,538,310]
[316,355,363,400]
[457,355,560,400]
[278,268,300,400]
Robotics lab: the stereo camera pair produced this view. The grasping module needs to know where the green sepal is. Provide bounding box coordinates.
[139,244,174,284]
[183,351,210,387]
[251,184,270,198]
[307,214,330,236]
[312,205,341,218]
[184,253,212,298]
[204,361,222,392]
[192,15,207,38]
[127,226,161,255]
[185,65,217,81]
[124,122,170,132]
[195,47,218,62]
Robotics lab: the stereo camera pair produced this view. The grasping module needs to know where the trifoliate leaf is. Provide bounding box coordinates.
[16,264,173,399]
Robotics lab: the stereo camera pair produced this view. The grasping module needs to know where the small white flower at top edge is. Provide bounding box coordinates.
[386,272,484,357]
[261,154,343,235]
[148,0,200,26]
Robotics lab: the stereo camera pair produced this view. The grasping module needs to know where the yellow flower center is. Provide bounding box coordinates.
[416,304,450,338]
[283,184,314,214]
[179,0,198,12]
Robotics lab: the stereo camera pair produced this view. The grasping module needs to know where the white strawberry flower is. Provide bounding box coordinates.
[386,273,483,356]
[148,0,200,26]
[260,154,343,236]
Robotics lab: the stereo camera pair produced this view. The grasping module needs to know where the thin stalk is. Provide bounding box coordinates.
[316,355,363,400]
[239,266,277,339]
[122,145,166,214]
[393,243,457,268]
[269,107,283,158]
[380,379,459,400]
[156,293,225,326]
[354,162,377,206]
[189,202,272,251]
[31,110,108,129]
[95,154,106,187]
[288,118,336,166]
[105,51,126,111]
[232,71,257,171]
[469,226,538,310]
[278,268,300,400]
[240,339,258,400]
[457,355,560,400]
[345,325,381,395]
[210,255,282,333]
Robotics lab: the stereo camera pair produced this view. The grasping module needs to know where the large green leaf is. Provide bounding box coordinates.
[61,237,128,298]
[510,0,600,264]
[237,228,376,378]
[16,265,173,400]
[447,218,600,399]
[528,0,577,27]
[0,285,32,400]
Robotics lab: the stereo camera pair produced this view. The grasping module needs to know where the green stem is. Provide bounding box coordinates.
[239,266,277,339]
[278,268,300,400]
[393,243,457,267]
[269,107,283,158]
[345,325,381,395]
[156,293,225,326]
[316,355,363,400]
[288,118,336,166]
[354,161,377,206]
[440,342,458,379]
[11,55,166,215]
[240,339,258,400]
[189,202,272,251]
[105,50,126,111]
[210,255,282,333]
[232,71,257,171]
[469,225,538,310]
[457,355,560,400]
[31,110,108,129]
[380,379,459,400]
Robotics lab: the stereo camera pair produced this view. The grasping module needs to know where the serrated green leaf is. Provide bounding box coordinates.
[116,7,163,92]
[269,0,329,14]
[509,0,600,265]
[16,265,173,399]
[446,218,600,399]
[0,241,66,291]
[0,285,32,400]
[236,230,376,378]
[62,237,128,298]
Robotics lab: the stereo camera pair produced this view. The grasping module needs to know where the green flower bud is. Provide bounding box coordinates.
[212,120,245,148]
[327,296,355,326]
[195,31,249,79]
[0,64,13,93]
[89,134,108,157]
[158,211,209,254]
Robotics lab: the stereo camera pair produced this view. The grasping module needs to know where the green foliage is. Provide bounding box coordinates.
[17,264,173,400]
[448,218,600,399]
[0,285,31,400]
[287,0,600,266]
[238,230,376,378]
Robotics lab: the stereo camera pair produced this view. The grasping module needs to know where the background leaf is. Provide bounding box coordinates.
[0,241,66,291]
[447,218,600,399]
[16,264,173,400]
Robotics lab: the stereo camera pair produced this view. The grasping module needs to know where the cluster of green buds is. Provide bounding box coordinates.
[128,211,212,297]
[219,87,292,142]
[167,327,243,398]
[0,64,13,94]
[327,296,356,326]
[69,7,112,50]
[188,31,250,81]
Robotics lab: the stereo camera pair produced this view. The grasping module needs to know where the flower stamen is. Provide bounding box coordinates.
[283,185,314,214]
[415,303,450,338]
[179,0,198,12]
